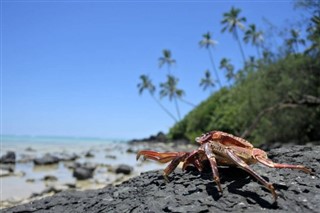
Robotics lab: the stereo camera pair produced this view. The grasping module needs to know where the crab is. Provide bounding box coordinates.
[136,131,312,201]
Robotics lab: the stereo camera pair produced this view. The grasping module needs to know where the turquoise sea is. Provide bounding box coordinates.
[1,135,126,152]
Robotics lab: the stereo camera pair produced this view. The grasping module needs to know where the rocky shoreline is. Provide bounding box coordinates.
[2,145,319,212]
[0,138,197,209]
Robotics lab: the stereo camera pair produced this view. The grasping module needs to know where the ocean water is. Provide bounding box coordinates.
[1,135,126,153]
[0,135,164,201]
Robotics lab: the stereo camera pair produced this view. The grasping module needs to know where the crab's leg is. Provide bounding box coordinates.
[136,150,183,163]
[225,149,278,201]
[182,150,204,172]
[204,143,223,193]
[163,152,189,181]
[137,150,189,181]
[254,156,312,174]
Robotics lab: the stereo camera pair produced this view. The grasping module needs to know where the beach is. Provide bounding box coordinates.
[0,135,196,209]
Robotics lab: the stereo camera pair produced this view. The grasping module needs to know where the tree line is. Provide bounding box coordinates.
[137,1,320,144]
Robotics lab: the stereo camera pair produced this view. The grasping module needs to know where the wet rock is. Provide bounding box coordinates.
[41,185,68,194]
[72,163,97,180]
[73,167,94,180]
[0,163,15,172]
[34,154,59,165]
[64,183,76,189]
[42,175,58,181]
[85,151,95,158]
[0,151,16,164]
[59,153,79,161]
[26,178,35,183]
[3,146,320,213]
[115,164,133,175]
[126,148,136,153]
[25,147,36,152]
[105,155,116,159]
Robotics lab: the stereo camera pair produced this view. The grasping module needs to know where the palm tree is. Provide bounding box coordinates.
[219,58,235,82]
[305,15,320,56]
[243,24,264,58]
[159,49,176,74]
[199,32,222,88]
[199,70,215,92]
[221,7,247,63]
[159,75,184,121]
[286,29,306,54]
[137,75,177,122]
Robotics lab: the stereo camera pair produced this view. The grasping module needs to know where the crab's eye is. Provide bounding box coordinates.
[195,137,202,143]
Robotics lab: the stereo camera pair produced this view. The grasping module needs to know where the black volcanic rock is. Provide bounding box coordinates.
[115,164,133,175]
[0,151,16,164]
[3,146,320,213]
[33,154,59,165]
[72,163,97,180]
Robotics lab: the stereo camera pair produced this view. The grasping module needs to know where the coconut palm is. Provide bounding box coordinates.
[243,24,264,58]
[305,15,320,56]
[221,7,247,63]
[286,29,305,54]
[199,70,215,92]
[159,75,184,121]
[159,49,176,74]
[199,32,222,88]
[219,58,235,82]
[138,75,177,122]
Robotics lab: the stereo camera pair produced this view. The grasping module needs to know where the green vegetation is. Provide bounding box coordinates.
[169,54,320,144]
[138,1,320,144]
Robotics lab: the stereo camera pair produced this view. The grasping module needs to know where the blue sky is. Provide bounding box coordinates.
[2,0,307,139]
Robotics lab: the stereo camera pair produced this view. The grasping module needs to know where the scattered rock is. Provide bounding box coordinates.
[34,154,60,165]
[26,178,35,183]
[2,145,319,213]
[25,147,36,152]
[64,183,76,189]
[41,186,63,194]
[0,151,16,164]
[72,163,97,180]
[59,153,79,161]
[42,175,58,182]
[73,167,94,180]
[0,164,15,172]
[105,155,116,159]
[115,164,133,175]
[85,151,95,158]
[126,148,136,153]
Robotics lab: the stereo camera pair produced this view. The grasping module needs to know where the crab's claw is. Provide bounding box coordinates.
[136,150,186,163]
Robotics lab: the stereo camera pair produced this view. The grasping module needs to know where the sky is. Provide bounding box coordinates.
[1,0,308,140]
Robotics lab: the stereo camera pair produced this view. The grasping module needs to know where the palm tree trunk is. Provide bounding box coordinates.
[235,28,246,64]
[150,93,178,122]
[173,96,181,121]
[207,48,222,88]
[178,97,196,107]
[256,45,261,59]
